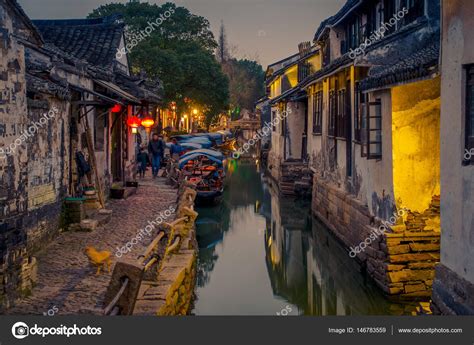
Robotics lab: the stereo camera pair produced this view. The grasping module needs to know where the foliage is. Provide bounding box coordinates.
[216,22,265,119]
[88,2,229,123]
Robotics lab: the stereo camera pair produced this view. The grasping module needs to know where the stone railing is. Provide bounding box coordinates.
[102,183,198,316]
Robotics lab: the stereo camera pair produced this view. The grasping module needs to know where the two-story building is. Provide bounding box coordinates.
[263,0,443,300]
[266,43,320,195]
[302,0,441,300]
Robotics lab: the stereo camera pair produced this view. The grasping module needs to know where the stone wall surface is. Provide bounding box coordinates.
[312,177,440,300]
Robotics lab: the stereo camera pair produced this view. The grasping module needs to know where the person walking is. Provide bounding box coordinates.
[148,133,165,178]
[137,146,148,178]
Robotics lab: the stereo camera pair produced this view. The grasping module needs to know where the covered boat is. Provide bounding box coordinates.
[178,151,225,204]
[180,149,225,162]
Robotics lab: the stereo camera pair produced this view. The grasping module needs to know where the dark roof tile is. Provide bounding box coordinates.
[32,17,124,69]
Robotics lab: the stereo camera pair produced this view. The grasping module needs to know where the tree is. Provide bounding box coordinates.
[88,2,229,124]
[216,20,229,64]
[215,22,265,120]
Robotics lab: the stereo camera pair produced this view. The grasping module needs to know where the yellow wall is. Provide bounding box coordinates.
[284,65,298,89]
[392,77,441,212]
[270,77,281,99]
[307,54,321,73]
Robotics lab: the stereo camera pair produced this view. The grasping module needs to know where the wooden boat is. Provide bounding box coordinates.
[178,150,225,205]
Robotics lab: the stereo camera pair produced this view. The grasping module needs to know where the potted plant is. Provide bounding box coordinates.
[110,183,125,199]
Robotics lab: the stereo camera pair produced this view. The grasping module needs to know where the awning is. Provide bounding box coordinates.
[69,84,121,105]
[94,79,141,104]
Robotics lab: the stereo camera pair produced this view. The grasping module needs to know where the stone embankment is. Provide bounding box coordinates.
[104,183,199,316]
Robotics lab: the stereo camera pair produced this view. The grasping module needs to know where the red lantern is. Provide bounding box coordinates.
[141,117,155,129]
[127,115,141,128]
[111,104,122,113]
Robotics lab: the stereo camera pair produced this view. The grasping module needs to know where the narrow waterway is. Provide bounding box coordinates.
[193,160,412,315]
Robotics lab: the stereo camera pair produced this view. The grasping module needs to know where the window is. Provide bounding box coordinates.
[465,65,474,164]
[346,16,361,50]
[354,83,362,142]
[328,90,336,136]
[336,89,347,138]
[367,99,382,159]
[383,0,397,34]
[312,90,323,134]
[94,111,106,151]
[401,0,425,25]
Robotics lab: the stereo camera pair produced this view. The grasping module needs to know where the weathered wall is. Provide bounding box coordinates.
[284,101,305,160]
[432,0,474,315]
[0,1,34,309]
[392,77,441,212]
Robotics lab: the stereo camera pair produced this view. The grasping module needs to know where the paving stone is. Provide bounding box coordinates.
[6,177,177,315]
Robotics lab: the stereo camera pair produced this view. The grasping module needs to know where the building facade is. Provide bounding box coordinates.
[263,0,443,300]
[431,0,474,315]
[0,0,161,311]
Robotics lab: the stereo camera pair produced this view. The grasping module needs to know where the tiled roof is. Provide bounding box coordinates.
[359,41,440,91]
[32,16,124,69]
[313,0,361,42]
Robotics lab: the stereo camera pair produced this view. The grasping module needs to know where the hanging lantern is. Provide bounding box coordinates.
[111,104,122,113]
[141,117,155,129]
[127,115,141,129]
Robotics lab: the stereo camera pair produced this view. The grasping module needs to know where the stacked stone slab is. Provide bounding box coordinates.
[312,178,441,300]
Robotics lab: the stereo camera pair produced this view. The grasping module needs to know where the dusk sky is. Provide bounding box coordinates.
[17,0,345,68]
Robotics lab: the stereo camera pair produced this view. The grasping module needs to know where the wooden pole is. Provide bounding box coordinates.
[81,104,105,209]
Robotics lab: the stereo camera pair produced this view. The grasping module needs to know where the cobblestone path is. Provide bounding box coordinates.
[7,176,177,315]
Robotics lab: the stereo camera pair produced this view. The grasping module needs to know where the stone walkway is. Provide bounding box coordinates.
[7,176,177,315]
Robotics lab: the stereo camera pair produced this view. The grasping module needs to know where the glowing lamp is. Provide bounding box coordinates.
[111,104,122,113]
[193,109,198,115]
[141,117,155,129]
[127,115,141,128]
[131,127,138,134]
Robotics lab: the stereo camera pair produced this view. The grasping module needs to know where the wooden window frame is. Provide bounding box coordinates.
[328,90,336,137]
[367,99,382,160]
[401,0,425,26]
[312,90,323,135]
[336,89,347,138]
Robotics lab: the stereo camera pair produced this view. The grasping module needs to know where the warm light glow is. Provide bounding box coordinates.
[183,114,188,119]
[141,117,155,129]
[111,104,122,113]
[392,77,441,212]
[193,109,198,115]
[126,115,141,128]
[131,127,138,134]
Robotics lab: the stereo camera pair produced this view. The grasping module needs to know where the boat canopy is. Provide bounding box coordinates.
[180,149,224,161]
[178,152,223,169]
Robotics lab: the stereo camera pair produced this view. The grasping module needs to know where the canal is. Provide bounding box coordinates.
[193,160,413,315]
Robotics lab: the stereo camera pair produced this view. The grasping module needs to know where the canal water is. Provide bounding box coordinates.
[193,160,411,315]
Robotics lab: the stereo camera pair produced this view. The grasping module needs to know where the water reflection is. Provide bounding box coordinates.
[194,161,412,315]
